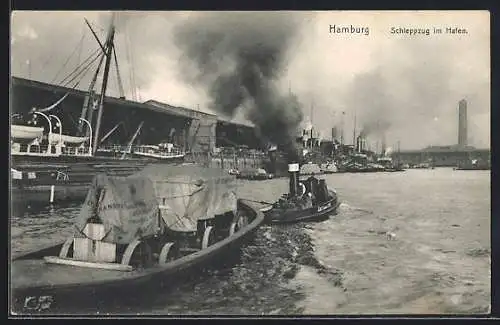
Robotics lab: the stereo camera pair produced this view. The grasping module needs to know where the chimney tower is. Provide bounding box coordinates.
[381,132,387,156]
[458,99,468,147]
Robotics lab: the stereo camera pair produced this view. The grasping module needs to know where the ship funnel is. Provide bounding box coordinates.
[288,163,300,197]
[267,145,278,175]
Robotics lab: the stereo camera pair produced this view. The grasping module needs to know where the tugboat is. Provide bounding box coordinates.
[261,162,340,224]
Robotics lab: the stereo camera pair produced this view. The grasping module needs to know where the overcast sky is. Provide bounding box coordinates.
[11,11,490,150]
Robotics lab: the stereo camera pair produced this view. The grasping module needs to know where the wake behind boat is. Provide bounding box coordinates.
[11,165,264,313]
[261,163,340,224]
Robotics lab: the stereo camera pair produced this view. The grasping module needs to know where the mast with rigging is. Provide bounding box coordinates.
[77,18,107,137]
[352,111,357,148]
[92,14,117,155]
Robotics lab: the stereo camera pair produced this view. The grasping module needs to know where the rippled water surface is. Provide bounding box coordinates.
[11,168,490,315]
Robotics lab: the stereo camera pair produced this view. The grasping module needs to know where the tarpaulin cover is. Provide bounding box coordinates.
[137,165,238,233]
[75,174,162,245]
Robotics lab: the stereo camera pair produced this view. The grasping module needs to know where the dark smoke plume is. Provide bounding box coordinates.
[359,120,391,139]
[173,12,303,161]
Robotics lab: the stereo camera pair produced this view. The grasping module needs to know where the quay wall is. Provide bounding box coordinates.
[11,154,267,207]
[392,148,490,167]
[210,154,267,170]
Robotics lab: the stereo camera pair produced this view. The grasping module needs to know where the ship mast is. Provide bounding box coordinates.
[397,140,401,166]
[340,111,345,145]
[352,111,357,147]
[92,13,117,155]
[381,132,386,156]
[310,101,314,151]
[78,52,105,136]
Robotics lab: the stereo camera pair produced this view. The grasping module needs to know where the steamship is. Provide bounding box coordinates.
[11,14,186,183]
[261,162,340,224]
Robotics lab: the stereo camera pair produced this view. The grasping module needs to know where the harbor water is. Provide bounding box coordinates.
[10,168,490,315]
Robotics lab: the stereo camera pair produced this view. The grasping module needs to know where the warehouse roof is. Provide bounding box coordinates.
[12,76,255,128]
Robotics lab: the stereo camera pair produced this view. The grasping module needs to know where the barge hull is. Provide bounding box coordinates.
[11,201,264,314]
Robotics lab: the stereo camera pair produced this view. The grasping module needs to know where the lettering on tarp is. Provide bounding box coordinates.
[86,199,157,214]
[24,296,54,311]
[93,201,147,211]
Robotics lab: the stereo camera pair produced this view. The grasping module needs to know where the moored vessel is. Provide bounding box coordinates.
[320,161,338,174]
[235,167,274,180]
[11,14,186,169]
[11,165,264,313]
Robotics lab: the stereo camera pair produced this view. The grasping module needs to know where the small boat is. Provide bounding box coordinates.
[236,167,274,180]
[11,165,264,313]
[376,157,396,172]
[414,162,432,169]
[340,162,377,173]
[11,125,44,142]
[377,156,393,167]
[48,134,89,145]
[261,163,340,224]
[366,163,385,172]
[383,167,405,172]
[320,162,338,174]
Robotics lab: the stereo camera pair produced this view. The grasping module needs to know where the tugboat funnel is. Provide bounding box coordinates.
[288,163,300,197]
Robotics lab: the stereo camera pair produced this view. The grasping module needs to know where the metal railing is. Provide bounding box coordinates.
[132,145,184,157]
[61,146,91,156]
[97,145,185,157]
[11,143,59,156]
[11,141,93,157]
[97,145,128,152]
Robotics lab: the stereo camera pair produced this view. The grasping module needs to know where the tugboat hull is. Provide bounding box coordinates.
[263,191,340,224]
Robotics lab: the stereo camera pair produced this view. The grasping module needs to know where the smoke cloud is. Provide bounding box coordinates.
[172,12,304,160]
[344,35,488,148]
[351,70,394,140]
[350,41,454,141]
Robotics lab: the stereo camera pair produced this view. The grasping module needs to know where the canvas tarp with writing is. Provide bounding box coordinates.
[75,174,162,245]
[138,165,238,233]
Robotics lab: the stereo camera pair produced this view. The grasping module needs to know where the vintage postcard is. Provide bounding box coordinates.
[10,10,490,316]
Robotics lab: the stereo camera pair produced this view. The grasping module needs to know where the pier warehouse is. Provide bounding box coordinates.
[392,145,490,167]
[11,77,261,153]
[392,99,489,167]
